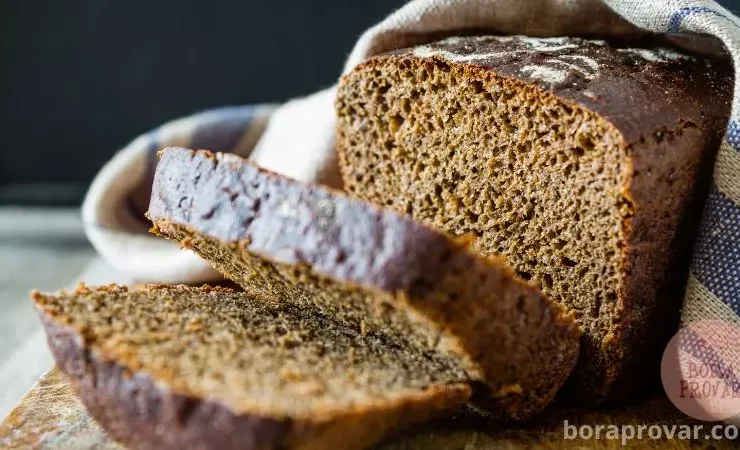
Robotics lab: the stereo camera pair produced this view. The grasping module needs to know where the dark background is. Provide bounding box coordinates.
[0,0,404,204]
[1,0,738,205]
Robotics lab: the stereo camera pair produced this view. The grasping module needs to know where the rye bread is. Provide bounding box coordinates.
[32,283,471,450]
[147,147,580,420]
[335,35,733,403]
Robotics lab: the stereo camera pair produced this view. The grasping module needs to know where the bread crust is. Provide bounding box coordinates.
[147,148,580,420]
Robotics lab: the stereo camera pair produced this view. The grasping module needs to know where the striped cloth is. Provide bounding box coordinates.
[83,0,738,390]
[608,2,740,332]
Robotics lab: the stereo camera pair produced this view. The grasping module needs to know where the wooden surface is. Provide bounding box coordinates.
[1,367,735,449]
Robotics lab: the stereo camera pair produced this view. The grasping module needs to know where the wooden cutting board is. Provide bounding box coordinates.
[0,367,734,449]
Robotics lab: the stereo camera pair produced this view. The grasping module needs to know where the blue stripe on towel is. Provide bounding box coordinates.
[190,105,257,153]
[726,121,740,151]
[141,129,162,179]
[668,6,740,32]
[692,185,740,314]
[144,130,160,160]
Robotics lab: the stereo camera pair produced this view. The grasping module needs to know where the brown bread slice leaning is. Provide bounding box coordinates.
[147,147,580,421]
[32,284,471,450]
[336,35,733,403]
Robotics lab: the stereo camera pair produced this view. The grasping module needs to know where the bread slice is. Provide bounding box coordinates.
[147,147,580,421]
[32,284,471,450]
[336,35,733,403]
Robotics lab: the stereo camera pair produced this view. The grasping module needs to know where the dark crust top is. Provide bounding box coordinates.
[379,35,733,144]
[147,147,529,295]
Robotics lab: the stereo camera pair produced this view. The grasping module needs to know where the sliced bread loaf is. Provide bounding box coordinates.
[32,284,471,450]
[147,147,580,421]
[336,36,733,403]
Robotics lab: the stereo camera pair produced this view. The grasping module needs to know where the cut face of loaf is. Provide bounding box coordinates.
[32,284,471,450]
[147,147,580,421]
[336,36,733,403]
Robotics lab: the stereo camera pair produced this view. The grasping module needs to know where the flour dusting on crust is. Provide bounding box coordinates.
[407,36,694,88]
[617,48,693,62]
[412,46,511,63]
[561,55,600,72]
[519,65,569,84]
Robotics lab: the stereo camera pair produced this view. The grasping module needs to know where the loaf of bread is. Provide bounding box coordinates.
[336,36,733,403]
[32,284,472,450]
[147,147,580,420]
